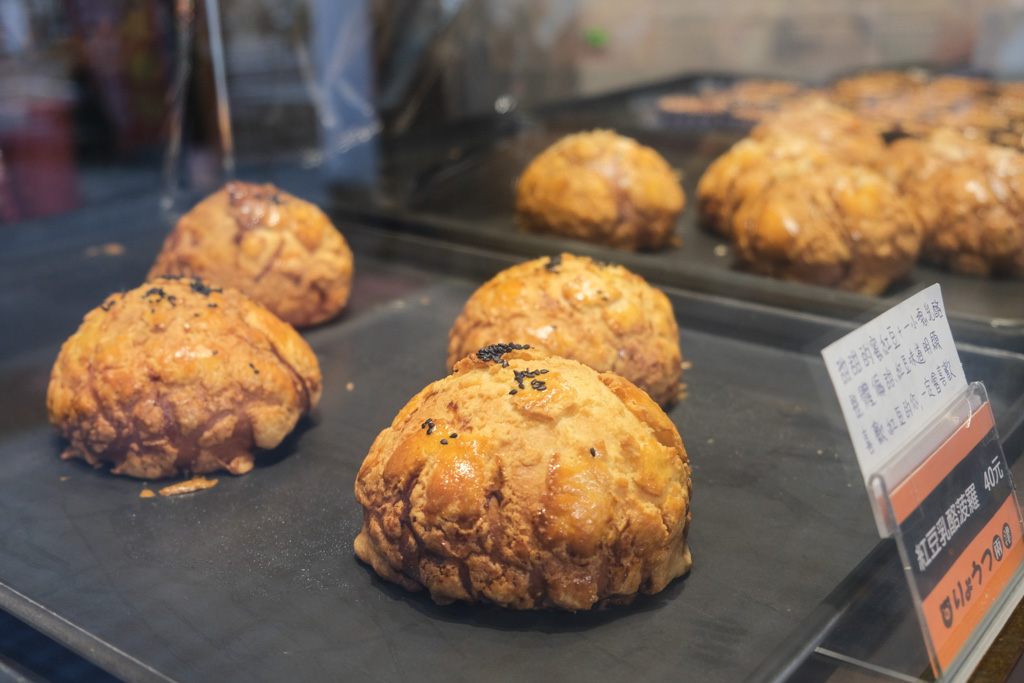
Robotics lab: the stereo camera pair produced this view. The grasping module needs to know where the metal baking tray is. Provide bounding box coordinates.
[330,78,1024,351]
[1,220,1023,682]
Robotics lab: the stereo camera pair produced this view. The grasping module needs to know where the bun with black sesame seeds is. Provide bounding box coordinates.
[47,276,322,479]
[149,181,353,328]
[447,253,683,407]
[354,346,692,611]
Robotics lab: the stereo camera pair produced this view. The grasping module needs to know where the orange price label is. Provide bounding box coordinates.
[922,496,1023,669]
[888,401,1024,672]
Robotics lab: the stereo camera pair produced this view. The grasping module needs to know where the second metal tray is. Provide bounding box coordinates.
[331,82,1024,350]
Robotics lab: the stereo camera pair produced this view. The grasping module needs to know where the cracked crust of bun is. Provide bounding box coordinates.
[731,164,922,295]
[354,347,692,611]
[149,181,353,328]
[515,130,685,251]
[47,276,322,479]
[884,130,1024,278]
[697,134,836,238]
[750,95,887,168]
[447,254,683,407]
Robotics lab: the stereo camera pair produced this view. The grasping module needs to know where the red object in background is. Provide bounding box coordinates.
[0,99,80,220]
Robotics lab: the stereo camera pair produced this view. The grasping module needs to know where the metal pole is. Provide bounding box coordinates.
[204,0,235,177]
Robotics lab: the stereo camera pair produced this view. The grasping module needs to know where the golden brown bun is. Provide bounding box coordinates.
[828,73,1004,140]
[47,276,322,479]
[885,130,1024,277]
[880,129,979,190]
[658,79,804,122]
[751,95,886,167]
[991,84,1024,142]
[447,254,682,407]
[354,346,692,610]
[827,69,930,111]
[515,130,685,250]
[872,76,995,136]
[722,79,805,121]
[149,181,353,328]
[731,164,923,295]
[697,134,835,238]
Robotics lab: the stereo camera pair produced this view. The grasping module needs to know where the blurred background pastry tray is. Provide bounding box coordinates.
[1,217,1023,682]
[329,75,1024,351]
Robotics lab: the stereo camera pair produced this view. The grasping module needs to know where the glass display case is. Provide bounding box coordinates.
[1,2,1023,681]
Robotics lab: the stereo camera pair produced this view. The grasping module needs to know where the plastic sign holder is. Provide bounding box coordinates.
[822,285,1024,681]
[872,383,1024,679]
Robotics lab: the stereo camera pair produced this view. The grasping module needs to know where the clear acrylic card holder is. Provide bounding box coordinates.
[866,382,1024,681]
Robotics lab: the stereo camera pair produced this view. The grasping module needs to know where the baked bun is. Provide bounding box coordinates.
[886,130,1024,277]
[149,181,353,328]
[750,95,886,167]
[880,128,978,192]
[723,79,804,121]
[891,77,995,137]
[354,345,692,610]
[827,69,929,112]
[447,254,682,407]
[658,79,803,123]
[697,134,835,237]
[731,164,923,295]
[47,276,322,479]
[515,130,685,250]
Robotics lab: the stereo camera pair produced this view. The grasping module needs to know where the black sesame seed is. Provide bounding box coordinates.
[513,367,549,389]
[531,379,546,391]
[509,389,518,395]
[590,447,596,457]
[440,439,448,445]
[450,433,457,439]
[249,363,259,374]
[477,343,531,367]
[190,277,223,296]
[421,418,435,435]
[212,350,218,355]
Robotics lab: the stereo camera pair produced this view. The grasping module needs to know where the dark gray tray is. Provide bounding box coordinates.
[332,94,1024,351]
[1,229,1023,682]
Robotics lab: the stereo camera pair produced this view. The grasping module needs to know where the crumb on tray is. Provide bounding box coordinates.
[158,477,219,497]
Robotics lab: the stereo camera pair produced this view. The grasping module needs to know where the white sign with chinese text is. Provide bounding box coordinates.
[821,284,966,482]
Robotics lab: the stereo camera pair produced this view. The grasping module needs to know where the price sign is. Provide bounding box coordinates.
[821,285,1024,677]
